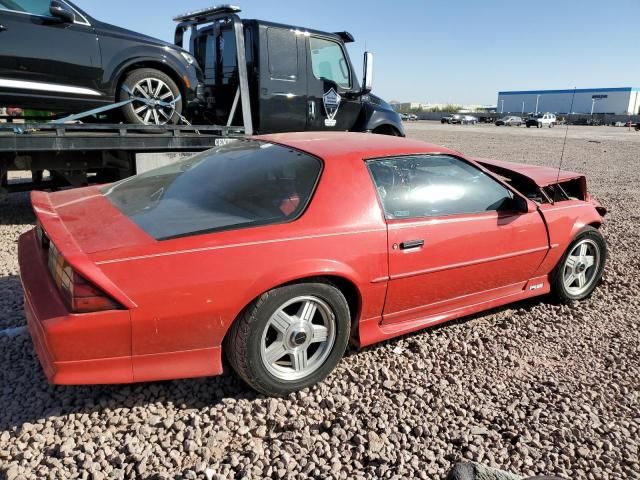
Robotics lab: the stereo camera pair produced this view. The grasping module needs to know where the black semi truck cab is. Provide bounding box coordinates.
[174,5,404,136]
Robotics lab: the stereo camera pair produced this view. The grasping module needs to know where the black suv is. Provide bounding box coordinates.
[0,0,203,124]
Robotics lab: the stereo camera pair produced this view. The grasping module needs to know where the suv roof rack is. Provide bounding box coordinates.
[173,4,241,23]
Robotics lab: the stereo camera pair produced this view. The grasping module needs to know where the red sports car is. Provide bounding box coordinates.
[18,132,607,395]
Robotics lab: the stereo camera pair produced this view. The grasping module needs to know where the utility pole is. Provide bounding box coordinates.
[522,101,525,114]
[535,95,541,115]
[501,99,504,114]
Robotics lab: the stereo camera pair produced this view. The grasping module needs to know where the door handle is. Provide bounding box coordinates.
[308,100,316,121]
[400,239,425,250]
[0,25,7,32]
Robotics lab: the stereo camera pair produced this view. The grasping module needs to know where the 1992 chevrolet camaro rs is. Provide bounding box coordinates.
[19,132,607,395]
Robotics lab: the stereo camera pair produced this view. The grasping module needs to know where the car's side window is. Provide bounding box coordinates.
[309,37,351,89]
[367,155,515,220]
[0,0,52,16]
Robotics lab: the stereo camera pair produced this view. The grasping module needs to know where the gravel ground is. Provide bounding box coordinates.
[1,123,639,480]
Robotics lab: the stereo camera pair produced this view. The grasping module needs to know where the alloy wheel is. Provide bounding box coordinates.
[563,239,600,296]
[260,296,336,381]
[130,78,176,125]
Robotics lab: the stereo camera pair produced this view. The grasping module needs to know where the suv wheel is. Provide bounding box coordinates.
[119,68,183,125]
[225,282,351,396]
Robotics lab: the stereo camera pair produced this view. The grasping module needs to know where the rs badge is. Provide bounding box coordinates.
[323,88,341,127]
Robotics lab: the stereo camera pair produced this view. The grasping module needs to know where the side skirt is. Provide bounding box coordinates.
[358,275,550,347]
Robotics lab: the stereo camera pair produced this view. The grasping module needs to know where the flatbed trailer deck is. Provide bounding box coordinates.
[0,123,243,192]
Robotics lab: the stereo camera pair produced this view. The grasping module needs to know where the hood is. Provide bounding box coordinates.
[474,158,583,188]
[367,94,395,111]
[94,20,188,53]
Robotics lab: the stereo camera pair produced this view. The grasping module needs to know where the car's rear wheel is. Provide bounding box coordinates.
[551,227,606,303]
[225,282,351,396]
[119,68,183,125]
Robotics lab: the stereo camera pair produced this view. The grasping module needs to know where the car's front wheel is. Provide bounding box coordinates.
[225,282,351,396]
[551,227,606,303]
[119,68,183,125]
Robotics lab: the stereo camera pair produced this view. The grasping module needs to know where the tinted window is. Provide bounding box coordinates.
[103,141,322,240]
[267,28,298,81]
[367,155,514,219]
[220,28,237,84]
[309,37,350,89]
[195,33,217,85]
[0,0,50,15]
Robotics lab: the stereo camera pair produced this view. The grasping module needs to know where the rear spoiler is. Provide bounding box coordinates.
[31,191,137,309]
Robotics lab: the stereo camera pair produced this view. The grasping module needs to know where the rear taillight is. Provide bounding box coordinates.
[47,240,121,313]
[62,271,121,314]
[36,221,50,249]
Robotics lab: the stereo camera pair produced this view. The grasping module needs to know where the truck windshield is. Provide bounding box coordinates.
[102,141,322,240]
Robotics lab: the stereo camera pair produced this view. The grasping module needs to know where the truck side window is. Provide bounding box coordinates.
[267,28,298,81]
[309,37,350,89]
[0,0,51,16]
[198,35,217,85]
[220,28,238,85]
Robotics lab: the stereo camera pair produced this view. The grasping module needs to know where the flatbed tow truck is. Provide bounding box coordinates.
[0,5,403,193]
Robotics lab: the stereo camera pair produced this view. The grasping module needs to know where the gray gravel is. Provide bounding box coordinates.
[1,123,639,479]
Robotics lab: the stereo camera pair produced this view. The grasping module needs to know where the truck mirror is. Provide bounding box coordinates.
[362,52,373,94]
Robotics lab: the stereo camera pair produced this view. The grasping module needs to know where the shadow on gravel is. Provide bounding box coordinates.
[0,275,26,330]
[1,295,547,431]
[0,356,257,431]
[349,296,546,359]
[0,192,35,226]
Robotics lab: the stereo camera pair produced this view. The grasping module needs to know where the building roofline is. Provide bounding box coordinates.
[498,87,639,95]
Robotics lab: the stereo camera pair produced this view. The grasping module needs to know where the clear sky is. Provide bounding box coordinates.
[78,0,640,106]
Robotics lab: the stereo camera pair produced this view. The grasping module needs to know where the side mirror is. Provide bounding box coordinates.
[514,195,530,213]
[362,51,373,94]
[50,0,75,23]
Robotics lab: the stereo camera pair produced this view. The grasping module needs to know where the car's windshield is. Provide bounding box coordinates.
[102,140,322,240]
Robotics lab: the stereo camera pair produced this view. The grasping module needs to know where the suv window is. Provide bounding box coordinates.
[0,0,51,16]
[309,37,350,89]
[103,141,322,240]
[267,28,298,81]
[367,155,514,219]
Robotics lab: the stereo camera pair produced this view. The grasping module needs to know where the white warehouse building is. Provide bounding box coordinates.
[497,88,640,115]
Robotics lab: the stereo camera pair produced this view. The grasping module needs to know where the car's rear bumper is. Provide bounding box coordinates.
[18,229,133,385]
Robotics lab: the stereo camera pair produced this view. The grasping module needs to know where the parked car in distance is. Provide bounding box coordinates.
[526,113,557,128]
[19,132,607,396]
[461,115,478,125]
[407,114,418,121]
[0,0,203,125]
[441,114,463,124]
[495,116,523,126]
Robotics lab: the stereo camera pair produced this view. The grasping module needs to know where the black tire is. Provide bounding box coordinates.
[224,282,351,396]
[118,68,183,125]
[551,226,606,303]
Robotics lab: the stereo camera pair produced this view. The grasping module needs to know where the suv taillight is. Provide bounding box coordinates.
[48,241,121,313]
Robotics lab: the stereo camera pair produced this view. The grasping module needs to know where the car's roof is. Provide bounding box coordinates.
[255,132,458,161]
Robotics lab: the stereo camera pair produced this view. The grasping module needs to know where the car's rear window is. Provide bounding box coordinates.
[102,140,322,240]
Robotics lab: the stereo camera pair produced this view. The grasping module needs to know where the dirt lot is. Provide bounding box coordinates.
[1,122,638,480]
